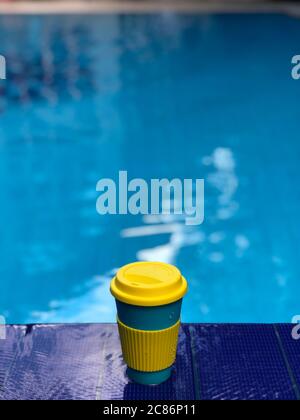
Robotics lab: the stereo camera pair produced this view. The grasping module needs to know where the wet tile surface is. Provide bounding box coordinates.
[0,324,299,400]
[189,324,299,400]
[276,324,300,399]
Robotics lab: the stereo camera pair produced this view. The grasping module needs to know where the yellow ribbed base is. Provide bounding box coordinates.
[117,319,180,372]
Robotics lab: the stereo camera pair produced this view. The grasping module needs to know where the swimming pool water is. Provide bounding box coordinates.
[0,13,300,324]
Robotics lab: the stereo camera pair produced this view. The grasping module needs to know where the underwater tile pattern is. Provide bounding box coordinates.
[0,324,299,400]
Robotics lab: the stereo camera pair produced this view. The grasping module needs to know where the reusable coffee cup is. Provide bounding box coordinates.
[110,262,188,385]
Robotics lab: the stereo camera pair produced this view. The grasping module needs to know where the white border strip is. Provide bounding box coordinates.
[0,1,299,15]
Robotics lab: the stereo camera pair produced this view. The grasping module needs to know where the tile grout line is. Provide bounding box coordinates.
[273,324,300,401]
[188,325,202,401]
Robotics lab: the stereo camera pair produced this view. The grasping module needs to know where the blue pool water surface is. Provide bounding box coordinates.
[0,13,300,324]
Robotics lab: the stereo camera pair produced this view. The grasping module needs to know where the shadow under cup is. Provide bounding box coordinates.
[116,299,183,385]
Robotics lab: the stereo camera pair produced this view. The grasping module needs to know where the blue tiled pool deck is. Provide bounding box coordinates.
[0,324,299,400]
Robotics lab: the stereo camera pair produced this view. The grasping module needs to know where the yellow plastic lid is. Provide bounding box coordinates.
[110,262,188,307]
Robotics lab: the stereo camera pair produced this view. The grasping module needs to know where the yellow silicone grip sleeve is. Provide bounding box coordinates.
[117,318,180,372]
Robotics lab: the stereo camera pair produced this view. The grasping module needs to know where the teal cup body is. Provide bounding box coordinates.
[110,262,188,386]
[116,299,182,385]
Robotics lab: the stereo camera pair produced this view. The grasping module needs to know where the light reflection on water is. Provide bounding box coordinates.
[0,14,300,323]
